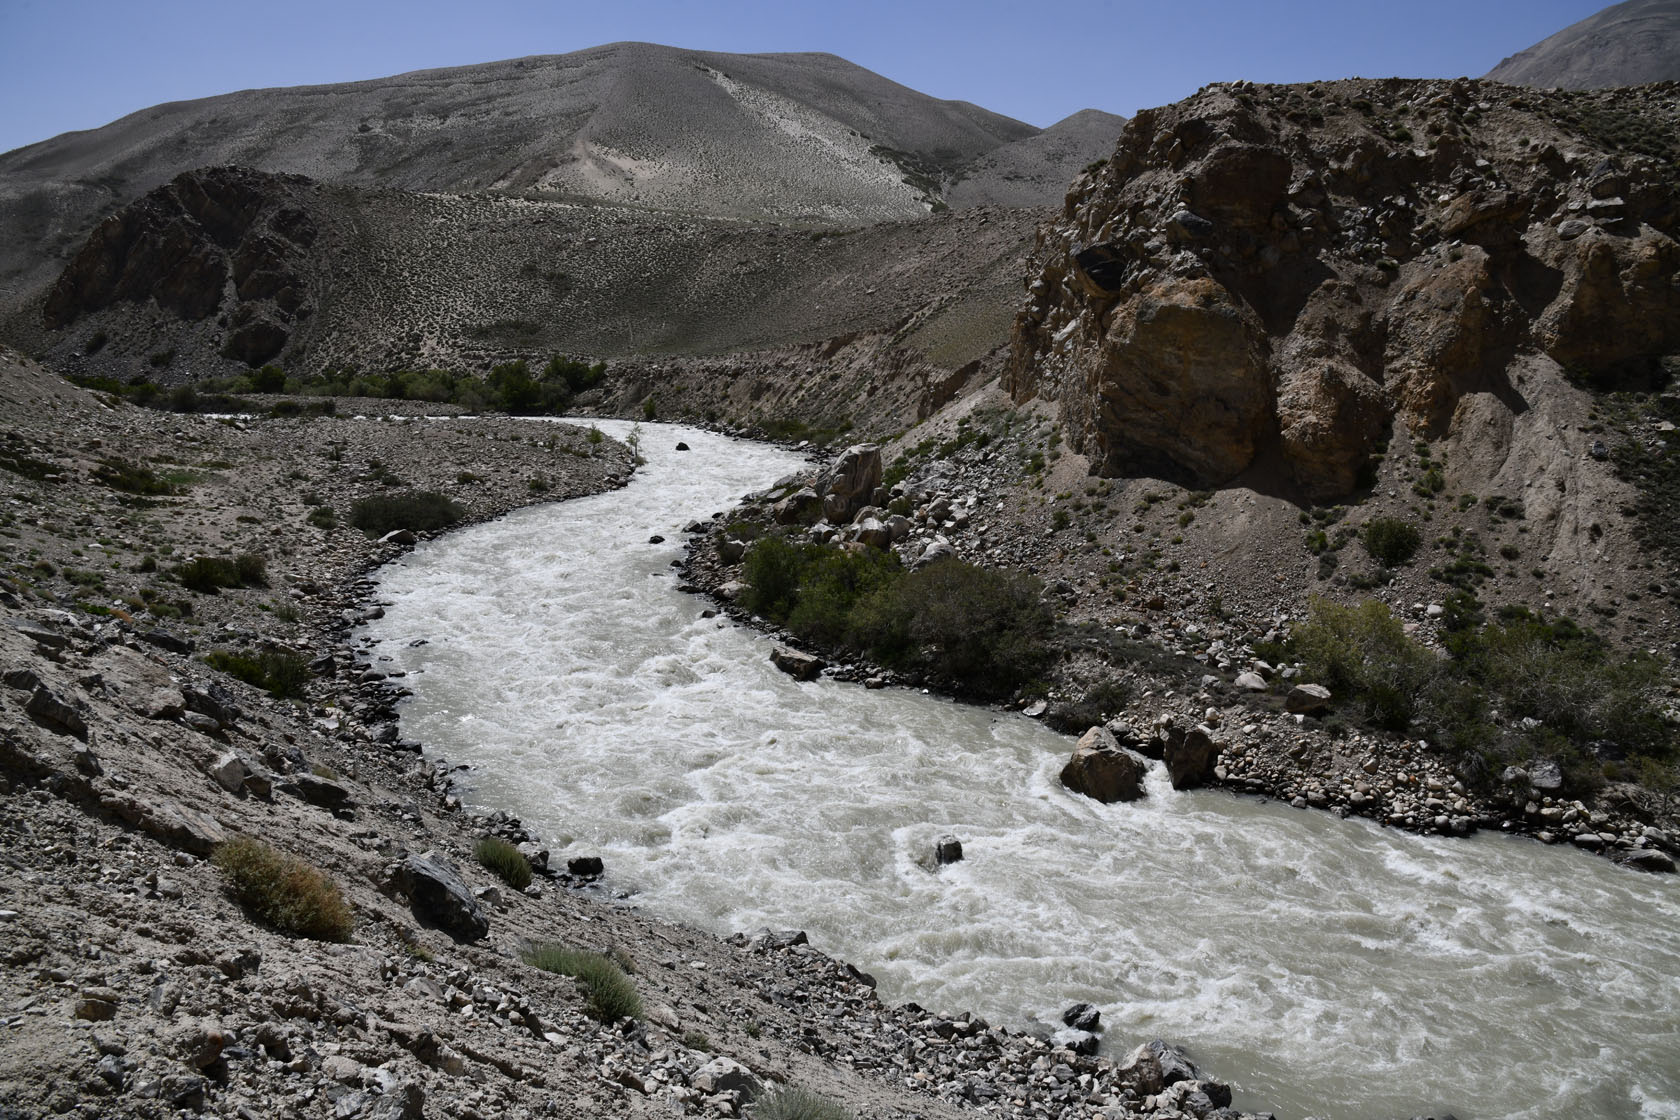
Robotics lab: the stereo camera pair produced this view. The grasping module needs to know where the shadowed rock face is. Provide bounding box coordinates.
[1486,0,1680,89]
[44,167,317,368]
[1007,77,1680,501]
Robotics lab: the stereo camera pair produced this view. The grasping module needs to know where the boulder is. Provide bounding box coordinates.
[770,647,825,681]
[1116,1039,1199,1095]
[566,855,604,878]
[1285,683,1332,714]
[279,772,352,810]
[772,487,821,525]
[1061,1002,1101,1032]
[934,836,964,865]
[1163,725,1220,790]
[393,852,488,942]
[1059,727,1147,803]
[24,685,87,739]
[690,1056,761,1100]
[1233,671,1268,692]
[1527,759,1564,792]
[820,445,883,508]
[1623,849,1676,874]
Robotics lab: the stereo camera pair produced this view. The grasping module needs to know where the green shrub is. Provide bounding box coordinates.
[213,836,353,941]
[349,490,465,537]
[751,1086,855,1120]
[474,836,532,891]
[204,649,312,699]
[1292,598,1438,729]
[307,506,337,529]
[523,943,642,1023]
[93,458,179,496]
[741,540,1050,699]
[1362,518,1421,567]
[173,553,267,593]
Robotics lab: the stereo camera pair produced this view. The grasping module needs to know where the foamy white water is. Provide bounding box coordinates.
[365,420,1680,1120]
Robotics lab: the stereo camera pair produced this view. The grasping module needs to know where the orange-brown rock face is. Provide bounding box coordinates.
[1008,78,1680,500]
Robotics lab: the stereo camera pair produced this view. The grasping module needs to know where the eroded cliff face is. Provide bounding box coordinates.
[43,166,320,368]
[1007,78,1680,500]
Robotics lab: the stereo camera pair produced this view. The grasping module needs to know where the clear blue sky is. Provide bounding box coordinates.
[0,0,1610,156]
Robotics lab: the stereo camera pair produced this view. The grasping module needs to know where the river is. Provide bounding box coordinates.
[363,419,1680,1120]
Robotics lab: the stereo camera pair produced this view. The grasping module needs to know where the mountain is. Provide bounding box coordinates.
[0,43,1110,310]
[945,109,1130,209]
[1485,0,1680,88]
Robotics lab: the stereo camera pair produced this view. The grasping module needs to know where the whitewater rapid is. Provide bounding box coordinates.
[364,420,1680,1120]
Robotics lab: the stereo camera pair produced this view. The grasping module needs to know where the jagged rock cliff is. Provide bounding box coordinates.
[44,167,322,368]
[1006,77,1680,500]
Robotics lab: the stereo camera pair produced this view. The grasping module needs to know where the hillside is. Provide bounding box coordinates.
[9,167,1040,401]
[1486,0,1680,88]
[0,43,1115,317]
[945,109,1130,209]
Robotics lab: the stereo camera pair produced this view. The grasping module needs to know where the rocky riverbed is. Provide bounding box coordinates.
[1,352,1292,1119]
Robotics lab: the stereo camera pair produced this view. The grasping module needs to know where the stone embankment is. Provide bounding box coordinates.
[678,441,1676,874]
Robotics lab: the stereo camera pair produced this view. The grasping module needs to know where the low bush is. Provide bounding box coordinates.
[213,836,353,941]
[523,943,642,1023]
[349,490,465,537]
[92,458,179,496]
[204,648,312,699]
[474,836,532,891]
[1361,517,1421,567]
[751,1087,855,1120]
[740,537,1051,699]
[173,553,267,593]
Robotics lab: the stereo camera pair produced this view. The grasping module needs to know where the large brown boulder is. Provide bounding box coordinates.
[1088,276,1271,483]
[1162,725,1220,791]
[1059,726,1147,803]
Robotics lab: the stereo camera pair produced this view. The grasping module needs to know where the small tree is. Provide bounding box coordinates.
[1362,517,1421,567]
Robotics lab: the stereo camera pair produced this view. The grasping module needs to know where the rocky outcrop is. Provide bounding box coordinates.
[1008,78,1680,500]
[43,166,317,368]
[1059,726,1147,803]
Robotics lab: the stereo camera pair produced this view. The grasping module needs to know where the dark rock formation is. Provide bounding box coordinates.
[393,852,489,941]
[43,166,317,368]
[1008,78,1680,501]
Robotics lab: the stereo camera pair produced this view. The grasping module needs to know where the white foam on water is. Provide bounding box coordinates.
[367,420,1680,1120]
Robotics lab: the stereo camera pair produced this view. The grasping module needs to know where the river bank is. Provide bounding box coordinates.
[0,358,1282,1119]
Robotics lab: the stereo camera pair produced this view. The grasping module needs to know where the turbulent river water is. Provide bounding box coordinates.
[365,420,1680,1120]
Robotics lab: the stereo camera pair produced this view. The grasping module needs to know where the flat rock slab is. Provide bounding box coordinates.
[394,852,488,942]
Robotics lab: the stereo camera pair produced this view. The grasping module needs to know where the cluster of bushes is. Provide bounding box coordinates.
[70,353,609,418]
[204,648,312,700]
[173,552,268,593]
[213,836,352,941]
[740,537,1052,699]
[1287,597,1675,793]
[349,490,465,537]
[522,943,642,1023]
[92,457,180,496]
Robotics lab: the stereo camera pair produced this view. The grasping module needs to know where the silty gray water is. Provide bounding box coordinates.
[364,420,1680,1120]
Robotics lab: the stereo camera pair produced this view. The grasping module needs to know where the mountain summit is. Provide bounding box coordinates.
[1485,0,1680,88]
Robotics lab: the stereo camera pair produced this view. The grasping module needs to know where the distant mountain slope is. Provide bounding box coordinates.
[946,109,1129,209]
[1486,0,1680,88]
[0,43,1039,302]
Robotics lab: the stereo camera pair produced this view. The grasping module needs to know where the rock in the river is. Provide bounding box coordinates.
[935,836,964,865]
[1623,849,1676,873]
[1285,683,1333,714]
[393,852,488,941]
[1059,726,1146,803]
[770,646,825,681]
[1061,1002,1101,1032]
[1163,725,1220,790]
